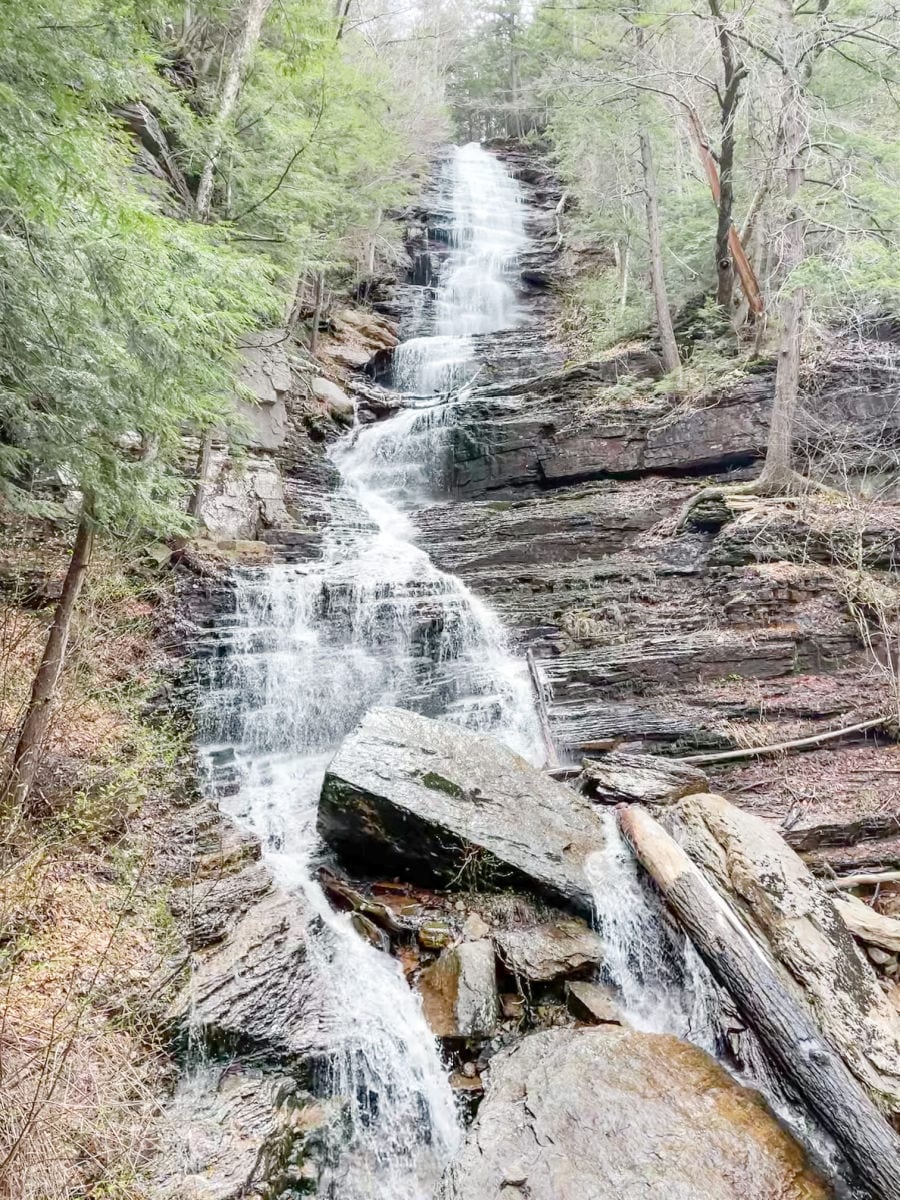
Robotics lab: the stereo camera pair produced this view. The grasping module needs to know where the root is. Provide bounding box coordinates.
[678,469,841,531]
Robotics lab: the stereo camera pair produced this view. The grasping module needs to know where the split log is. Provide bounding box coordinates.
[619,804,900,1200]
[836,895,900,954]
[673,792,900,1115]
[579,751,707,806]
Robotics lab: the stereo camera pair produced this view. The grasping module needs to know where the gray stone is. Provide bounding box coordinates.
[418,940,499,1038]
[579,751,708,805]
[201,454,290,541]
[494,919,602,983]
[311,375,354,416]
[170,890,323,1057]
[318,707,604,914]
[235,330,292,451]
[438,1027,829,1200]
[151,1065,316,1200]
[565,981,621,1025]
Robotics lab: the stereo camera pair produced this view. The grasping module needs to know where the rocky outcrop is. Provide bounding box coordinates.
[438,1026,829,1200]
[318,707,604,914]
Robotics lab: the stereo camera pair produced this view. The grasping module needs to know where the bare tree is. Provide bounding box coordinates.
[189,0,273,519]
[639,133,680,374]
[3,505,94,813]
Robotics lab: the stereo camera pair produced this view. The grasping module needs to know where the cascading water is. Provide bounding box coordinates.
[194,144,542,1198]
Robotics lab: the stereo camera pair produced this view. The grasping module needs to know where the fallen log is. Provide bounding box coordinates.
[674,792,900,1114]
[823,870,900,891]
[677,715,888,766]
[836,895,900,953]
[619,803,900,1200]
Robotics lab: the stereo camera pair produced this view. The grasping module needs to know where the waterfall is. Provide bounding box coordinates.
[196,144,542,1198]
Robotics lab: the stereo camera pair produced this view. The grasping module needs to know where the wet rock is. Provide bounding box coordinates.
[151,1064,318,1200]
[349,911,390,953]
[318,707,604,915]
[168,862,273,949]
[419,919,453,950]
[170,890,323,1057]
[494,919,602,983]
[565,981,621,1025]
[438,1027,829,1200]
[418,940,499,1038]
[579,751,708,805]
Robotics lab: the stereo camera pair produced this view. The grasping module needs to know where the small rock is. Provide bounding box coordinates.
[868,945,893,966]
[494,919,603,983]
[566,981,622,1026]
[462,1061,478,1078]
[455,900,466,912]
[450,1071,484,1092]
[350,912,390,953]
[418,940,499,1038]
[419,919,453,950]
[463,913,491,940]
[500,992,526,1021]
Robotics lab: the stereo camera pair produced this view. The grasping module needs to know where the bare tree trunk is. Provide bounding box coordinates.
[189,0,271,519]
[187,430,215,520]
[195,0,273,220]
[619,804,900,1200]
[639,133,680,375]
[309,270,325,357]
[710,0,745,311]
[756,24,807,490]
[4,506,94,814]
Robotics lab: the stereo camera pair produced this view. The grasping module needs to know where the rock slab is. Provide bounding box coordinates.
[318,707,604,914]
[438,1026,829,1200]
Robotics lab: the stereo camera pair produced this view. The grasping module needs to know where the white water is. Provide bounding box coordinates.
[194,144,541,1198]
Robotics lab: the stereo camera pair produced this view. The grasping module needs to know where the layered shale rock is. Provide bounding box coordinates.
[438,1026,829,1200]
[318,706,604,914]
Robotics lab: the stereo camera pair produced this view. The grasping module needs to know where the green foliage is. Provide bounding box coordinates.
[0,0,445,538]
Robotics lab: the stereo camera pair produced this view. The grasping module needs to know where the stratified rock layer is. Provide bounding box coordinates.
[318,706,604,913]
[438,1026,830,1200]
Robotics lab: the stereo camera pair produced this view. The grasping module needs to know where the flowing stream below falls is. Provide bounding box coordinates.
[188,143,852,1198]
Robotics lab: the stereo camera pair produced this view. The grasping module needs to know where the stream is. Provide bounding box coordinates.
[195,143,542,1198]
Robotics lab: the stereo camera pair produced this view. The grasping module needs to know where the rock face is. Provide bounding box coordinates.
[234,329,292,451]
[170,890,323,1057]
[438,1027,830,1200]
[318,707,604,914]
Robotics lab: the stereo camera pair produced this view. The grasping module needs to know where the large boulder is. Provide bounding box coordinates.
[438,1027,829,1200]
[318,708,604,914]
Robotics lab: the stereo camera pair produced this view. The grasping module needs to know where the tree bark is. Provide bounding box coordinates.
[187,429,215,520]
[639,133,680,375]
[619,804,900,1200]
[710,0,744,311]
[4,506,94,813]
[195,0,273,221]
[309,269,325,357]
[756,0,811,491]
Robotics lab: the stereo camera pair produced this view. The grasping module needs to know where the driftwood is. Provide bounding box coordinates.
[836,895,900,953]
[579,751,707,805]
[672,792,900,1116]
[619,804,900,1200]
[677,715,888,766]
[824,870,900,891]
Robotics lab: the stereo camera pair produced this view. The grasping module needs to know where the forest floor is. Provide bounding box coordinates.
[0,519,187,1200]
